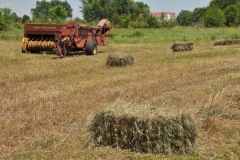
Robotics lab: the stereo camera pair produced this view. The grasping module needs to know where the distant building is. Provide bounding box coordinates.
[151,12,176,21]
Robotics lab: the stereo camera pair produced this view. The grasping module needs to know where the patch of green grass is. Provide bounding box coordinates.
[109,26,240,44]
[0,27,23,41]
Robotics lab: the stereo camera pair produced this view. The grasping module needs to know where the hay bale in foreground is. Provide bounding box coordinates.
[214,39,240,46]
[86,100,198,155]
[106,53,134,67]
[171,42,194,52]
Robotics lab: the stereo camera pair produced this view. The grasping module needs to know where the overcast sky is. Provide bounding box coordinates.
[0,0,211,18]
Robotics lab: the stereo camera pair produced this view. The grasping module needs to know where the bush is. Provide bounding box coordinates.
[130,17,149,28]
[145,15,161,28]
[121,16,131,28]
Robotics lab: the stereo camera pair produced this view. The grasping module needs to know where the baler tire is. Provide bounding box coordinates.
[85,41,97,55]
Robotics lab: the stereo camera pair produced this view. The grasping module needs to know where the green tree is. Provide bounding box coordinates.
[121,15,131,28]
[0,8,15,30]
[31,0,50,22]
[12,12,21,23]
[203,6,226,27]
[22,14,31,23]
[192,7,206,24]
[111,13,125,26]
[0,10,6,30]
[131,2,150,19]
[79,0,150,23]
[79,0,102,22]
[209,0,240,10]
[49,4,68,22]
[31,0,72,22]
[50,0,72,18]
[144,14,161,28]
[130,16,148,28]
[224,4,240,26]
[177,10,193,26]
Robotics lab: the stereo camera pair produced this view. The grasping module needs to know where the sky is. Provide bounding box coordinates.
[0,0,211,19]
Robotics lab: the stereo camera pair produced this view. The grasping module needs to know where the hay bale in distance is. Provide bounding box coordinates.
[86,100,198,155]
[214,39,240,46]
[106,53,134,67]
[171,42,194,52]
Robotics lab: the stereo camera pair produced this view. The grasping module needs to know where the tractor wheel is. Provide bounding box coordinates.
[85,41,97,55]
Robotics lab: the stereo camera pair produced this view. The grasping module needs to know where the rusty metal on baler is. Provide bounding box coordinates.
[54,19,111,58]
[21,19,111,58]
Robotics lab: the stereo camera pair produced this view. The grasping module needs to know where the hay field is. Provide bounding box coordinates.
[0,38,240,159]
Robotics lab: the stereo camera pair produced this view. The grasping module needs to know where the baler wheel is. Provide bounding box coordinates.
[85,41,97,55]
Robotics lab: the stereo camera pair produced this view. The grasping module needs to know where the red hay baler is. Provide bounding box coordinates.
[21,19,111,58]
[54,19,111,57]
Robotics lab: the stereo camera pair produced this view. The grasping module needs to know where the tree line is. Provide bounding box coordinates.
[1,0,240,31]
[178,0,240,27]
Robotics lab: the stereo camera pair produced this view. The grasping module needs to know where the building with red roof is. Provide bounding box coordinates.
[151,12,176,20]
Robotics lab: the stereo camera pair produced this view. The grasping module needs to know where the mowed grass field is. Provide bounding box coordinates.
[0,27,240,159]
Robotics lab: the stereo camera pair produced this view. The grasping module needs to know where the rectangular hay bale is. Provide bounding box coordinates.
[214,39,240,46]
[171,42,194,52]
[86,100,198,155]
[106,53,134,67]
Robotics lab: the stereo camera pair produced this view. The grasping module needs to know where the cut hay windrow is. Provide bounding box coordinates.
[171,42,194,52]
[106,53,134,67]
[214,39,240,46]
[86,100,198,155]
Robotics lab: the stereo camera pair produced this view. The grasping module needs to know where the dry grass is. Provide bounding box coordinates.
[0,39,240,159]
